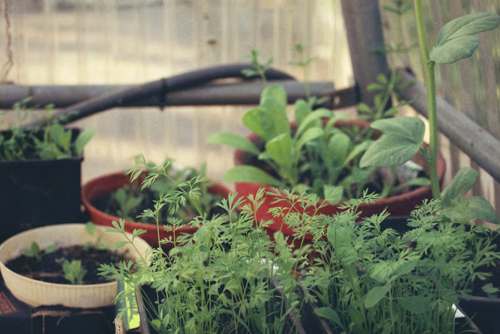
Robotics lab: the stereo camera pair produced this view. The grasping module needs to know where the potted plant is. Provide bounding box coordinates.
[82,157,232,248]
[285,192,492,334]
[359,5,500,333]
[206,52,445,245]
[100,164,311,334]
[0,222,151,309]
[0,98,95,243]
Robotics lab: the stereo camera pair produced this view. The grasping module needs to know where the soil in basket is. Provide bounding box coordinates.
[6,245,132,285]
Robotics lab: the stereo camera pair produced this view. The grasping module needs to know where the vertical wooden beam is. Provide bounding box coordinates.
[340,0,389,106]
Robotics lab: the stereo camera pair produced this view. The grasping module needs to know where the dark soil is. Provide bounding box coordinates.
[6,245,132,285]
[92,184,226,226]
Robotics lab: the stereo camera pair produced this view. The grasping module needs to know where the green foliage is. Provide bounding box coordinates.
[106,158,223,227]
[100,175,307,334]
[360,117,425,168]
[62,260,87,285]
[208,50,428,205]
[300,197,500,334]
[0,98,95,161]
[430,13,500,64]
[24,242,56,261]
[362,7,500,223]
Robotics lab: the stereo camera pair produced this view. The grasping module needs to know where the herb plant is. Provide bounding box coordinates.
[61,259,87,285]
[0,98,95,161]
[24,242,56,261]
[100,166,307,334]
[360,7,500,224]
[207,50,429,206]
[295,196,500,334]
[105,158,224,227]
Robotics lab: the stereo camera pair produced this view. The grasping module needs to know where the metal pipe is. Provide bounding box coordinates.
[0,81,336,109]
[396,68,500,183]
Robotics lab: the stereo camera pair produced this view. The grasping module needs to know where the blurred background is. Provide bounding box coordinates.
[1,0,499,211]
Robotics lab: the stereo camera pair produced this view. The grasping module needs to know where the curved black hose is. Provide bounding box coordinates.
[23,63,296,128]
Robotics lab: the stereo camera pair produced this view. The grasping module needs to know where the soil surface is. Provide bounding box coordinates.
[6,245,132,285]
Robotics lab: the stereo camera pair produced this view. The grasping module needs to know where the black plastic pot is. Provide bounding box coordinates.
[135,281,307,334]
[0,129,84,243]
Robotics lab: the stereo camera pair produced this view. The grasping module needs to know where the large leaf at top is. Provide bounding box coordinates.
[242,108,265,139]
[430,35,480,64]
[436,13,500,46]
[259,97,290,141]
[265,133,293,182]
[260,84,287,109]
[222,166,282,186]
[431,13,500,64]
[441,167,478,207]
[360,117,425,168]
[206,132,260,155]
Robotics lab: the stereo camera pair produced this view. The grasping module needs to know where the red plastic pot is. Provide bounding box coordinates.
[82,172,232,248]
[234,120,446,246]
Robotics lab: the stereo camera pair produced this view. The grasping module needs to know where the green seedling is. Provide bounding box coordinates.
[84,221,109,251]
[24,242,56,261]
[61,259,87,285]
[0,98,95,161]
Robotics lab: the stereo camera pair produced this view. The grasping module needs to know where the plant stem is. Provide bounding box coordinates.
[414,0,441,200]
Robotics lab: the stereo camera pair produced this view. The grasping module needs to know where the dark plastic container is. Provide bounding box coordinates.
[0,129,84,243]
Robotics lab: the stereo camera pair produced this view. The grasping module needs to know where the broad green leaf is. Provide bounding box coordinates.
[74,128,95,156]
[50,124,72,149]
[327,132,351,166]
[266,133,293,181]
[370,117,425,142]
[360,135,421,168]
[430,35,480,64]
[222,166,282,186]
[432,13,500,64]
[324,185,343,205]
[399,296,428,315]
[259,97,290,141]
[206,132,260,155]
[327,224,352,258]
[364,285,390,308]
[315,307,344,329]
[360,118,425,168]
[260,84,287,109]
[295,108,333,138]
[242,108,265,138]
[436,13,500,46]
[294,99,311,127]
[441,167,478,207]
[465,196,499,224]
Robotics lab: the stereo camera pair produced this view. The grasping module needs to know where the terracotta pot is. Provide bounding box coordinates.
[82,172,232,248]
[234,120,446,246]
[0,223,151,309]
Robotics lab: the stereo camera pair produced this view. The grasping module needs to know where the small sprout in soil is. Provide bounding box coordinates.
[84,221,109,251]
[59,259,87,285]
[24,242,56,261]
